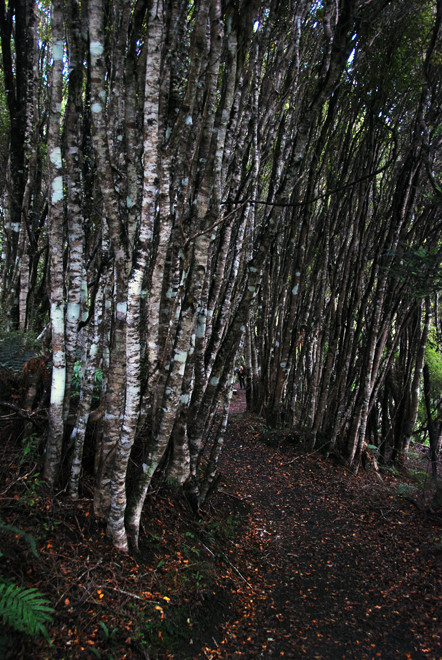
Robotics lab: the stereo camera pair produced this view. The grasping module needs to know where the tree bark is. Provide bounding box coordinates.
[43,0,66,486]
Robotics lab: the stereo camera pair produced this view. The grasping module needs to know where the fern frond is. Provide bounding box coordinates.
[396,483,415,497]
[0,582,53,640]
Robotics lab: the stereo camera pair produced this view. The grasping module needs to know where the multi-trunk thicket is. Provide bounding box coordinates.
[0,0,440,551]
[247,0,442,472]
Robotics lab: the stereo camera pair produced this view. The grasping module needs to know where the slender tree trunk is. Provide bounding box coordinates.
[423,363,439,480]
[43,0,66,486]
[107,1,163,551]
[68,278,105,498]
[88,0,129,519]
[63,0,86,421]
[200,376,234,503]
[401,299,432,454]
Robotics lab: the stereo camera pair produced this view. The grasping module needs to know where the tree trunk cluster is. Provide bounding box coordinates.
[0,0,440,550]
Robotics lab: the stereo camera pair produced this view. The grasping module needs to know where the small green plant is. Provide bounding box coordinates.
[395,483,416,498]
[217,513,241,540]
[381,464,400,476]
[20,434,40,465]
[410,469,431,486]
[23,472,43,506]
[202,512,242,545]
[94,368,103,389]
[70,362,103,405]
[0,520,53,642]
[0,519,38,558]
[82,621,119,659]
[42,520,61,533]
[0,582,53,641]
[92,368,104,406]
[165,476,180,489]
[136,602,194,656]
[98,620,118,643]
[181,543,200,559]
[192,570,204,589]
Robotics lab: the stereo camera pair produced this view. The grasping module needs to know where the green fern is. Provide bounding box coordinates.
[0,582,53,641]
[395,483,416,497]
[410,469,430,486]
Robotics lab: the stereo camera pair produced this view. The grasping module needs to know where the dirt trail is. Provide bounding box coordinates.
[229,382,247,414]
[212,396,441,659]
[0,381,439,659]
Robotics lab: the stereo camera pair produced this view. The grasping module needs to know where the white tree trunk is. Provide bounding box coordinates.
[44,0,66,486]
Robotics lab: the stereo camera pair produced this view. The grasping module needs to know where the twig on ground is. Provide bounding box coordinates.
[202,542,253,590]
[55,558,103,607]
[103,586,144,601]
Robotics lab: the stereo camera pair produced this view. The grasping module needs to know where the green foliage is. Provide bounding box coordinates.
[0,582,53,641]
[94,368,103,393]
[0,321,39,348]
[203,512,241,543]
[0,522,53,644]
[424,341,442,400]
[165,476,180,489]
[395,483,416,498]
[0,325,40,372]
[353,0,433,115]
[71,360,82,393]
[387,245,442,298]
[15,435,44,507]
[23,472,44,507]
[381,464,400,477]
[98,620,119,642]
[42,520,61,533]
[19,434,41,467]
[180,542,200,559]
[70,361,103,405]
[0,519,38,559]
[410,470,431,487]
[416,339,442,439]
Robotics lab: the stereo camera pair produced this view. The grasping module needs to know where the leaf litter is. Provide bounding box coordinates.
[0,386,440,658]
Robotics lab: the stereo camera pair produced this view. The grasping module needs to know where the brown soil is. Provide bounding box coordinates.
[0,380,440,658]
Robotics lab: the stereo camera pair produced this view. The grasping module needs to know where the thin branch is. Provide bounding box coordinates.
[184,198,250,249]
[201,542,254,589]
[223,155,397,209]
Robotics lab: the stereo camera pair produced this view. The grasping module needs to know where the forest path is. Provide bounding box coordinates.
[228,382,248,415]
[212,406,441,659]
[0,381,439,659]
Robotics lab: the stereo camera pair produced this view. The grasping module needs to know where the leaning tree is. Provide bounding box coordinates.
[246,0,441,471]
[41,0,363,551]
[0,0,440,551]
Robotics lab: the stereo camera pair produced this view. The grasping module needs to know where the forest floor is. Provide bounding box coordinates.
[0,383,441,659]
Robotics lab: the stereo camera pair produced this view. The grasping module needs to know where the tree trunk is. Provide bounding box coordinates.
[43,0,66,486]
[423,364,439,480]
